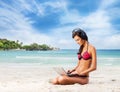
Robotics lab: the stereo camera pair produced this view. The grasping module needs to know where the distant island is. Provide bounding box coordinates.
[0,38,60,51]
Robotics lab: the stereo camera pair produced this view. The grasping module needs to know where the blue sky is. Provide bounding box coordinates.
[0,0,120,49]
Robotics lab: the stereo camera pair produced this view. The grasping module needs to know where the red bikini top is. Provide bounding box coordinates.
[77,51,91,60]
[77,43,91,60]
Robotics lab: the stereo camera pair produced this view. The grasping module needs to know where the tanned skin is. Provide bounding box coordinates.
[51,35,97,85]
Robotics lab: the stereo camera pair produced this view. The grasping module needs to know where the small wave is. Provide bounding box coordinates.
[16,56,77,60]
[104,63,113,66]
[98,57,120,60]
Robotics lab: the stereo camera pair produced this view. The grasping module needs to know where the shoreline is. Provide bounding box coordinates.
[0,63,120,92]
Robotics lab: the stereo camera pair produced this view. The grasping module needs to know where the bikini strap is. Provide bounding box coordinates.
[87,42,89,51]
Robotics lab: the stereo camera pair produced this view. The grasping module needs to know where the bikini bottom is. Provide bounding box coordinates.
[67,74,88,78]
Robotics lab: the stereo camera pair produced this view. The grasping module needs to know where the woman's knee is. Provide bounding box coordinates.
[79,78,89,85]
[51,77,59,84]
[58,76,67,84]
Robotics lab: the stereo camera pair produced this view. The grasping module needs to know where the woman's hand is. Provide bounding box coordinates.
[67,71,79,77]
[67,69,75,74]
[67,70,72,74]
[70,71,78,74]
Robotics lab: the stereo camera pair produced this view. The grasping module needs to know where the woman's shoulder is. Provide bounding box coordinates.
[88,43,96,51]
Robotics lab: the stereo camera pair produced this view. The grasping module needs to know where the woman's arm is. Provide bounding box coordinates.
[79,46,97,75]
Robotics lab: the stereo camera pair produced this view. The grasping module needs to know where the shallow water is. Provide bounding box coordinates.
[0,49,120,66]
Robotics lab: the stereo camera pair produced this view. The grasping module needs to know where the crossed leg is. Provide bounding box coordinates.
[51,75,89,85]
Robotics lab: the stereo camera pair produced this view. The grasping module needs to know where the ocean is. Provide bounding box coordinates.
[0,49,120,66]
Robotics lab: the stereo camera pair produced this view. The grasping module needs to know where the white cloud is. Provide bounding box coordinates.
[60,9,83,25]
[52,0,120,49]
[82,11,111,29]
[0,29,52,45]
[100,34,120,49]
[43,0,67,9]
[0,0,51,45]
[17,0,45,16]
[0,0,120,49]
[100,0,117,9]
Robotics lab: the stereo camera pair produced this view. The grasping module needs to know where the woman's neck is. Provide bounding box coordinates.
[82,41,87,47]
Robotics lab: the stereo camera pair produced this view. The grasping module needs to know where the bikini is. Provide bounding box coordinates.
[77,44,91,60]
[68,43,91,78]
[67,73,89,78]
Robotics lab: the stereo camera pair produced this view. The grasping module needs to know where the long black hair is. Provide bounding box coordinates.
[72,28,88,54]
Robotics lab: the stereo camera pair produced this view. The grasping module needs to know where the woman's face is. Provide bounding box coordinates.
[74,35,84,45]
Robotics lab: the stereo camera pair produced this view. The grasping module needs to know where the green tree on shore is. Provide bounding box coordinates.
[0,38,58,51]
[0,39,21,50]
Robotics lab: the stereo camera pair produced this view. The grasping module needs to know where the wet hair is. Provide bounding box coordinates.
[72,28,88,54]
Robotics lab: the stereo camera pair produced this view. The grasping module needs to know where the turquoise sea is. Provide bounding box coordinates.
[0,49,120,66]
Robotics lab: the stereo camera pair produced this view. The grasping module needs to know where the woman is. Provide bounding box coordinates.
[51,28,97,85]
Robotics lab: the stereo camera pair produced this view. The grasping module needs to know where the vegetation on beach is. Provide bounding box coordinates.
[0,38,59,51]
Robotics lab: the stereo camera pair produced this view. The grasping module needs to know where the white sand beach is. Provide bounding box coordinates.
[0,63,120,92]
